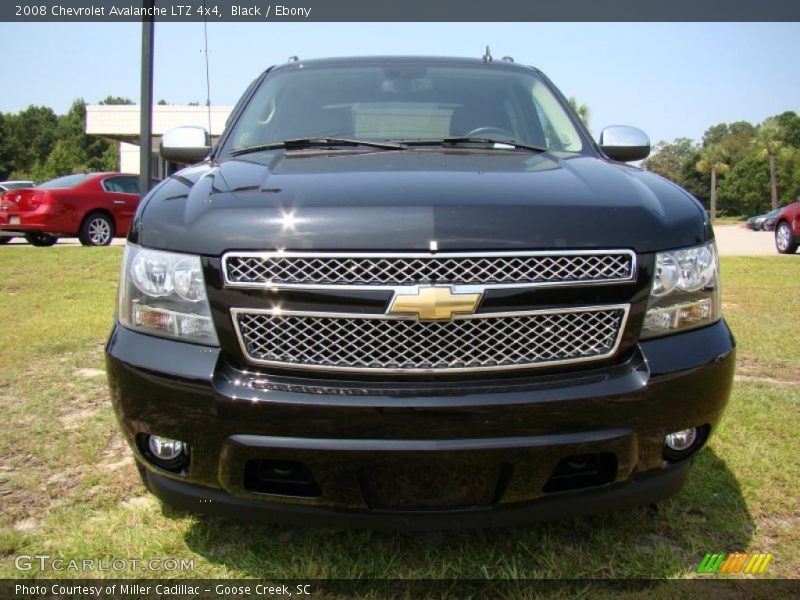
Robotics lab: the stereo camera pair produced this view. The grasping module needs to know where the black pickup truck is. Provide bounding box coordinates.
[106,55,735,529]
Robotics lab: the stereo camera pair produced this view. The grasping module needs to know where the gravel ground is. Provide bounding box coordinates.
[713,223,781,256]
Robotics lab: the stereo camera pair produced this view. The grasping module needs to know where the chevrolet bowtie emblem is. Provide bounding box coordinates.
[388,286,482,320]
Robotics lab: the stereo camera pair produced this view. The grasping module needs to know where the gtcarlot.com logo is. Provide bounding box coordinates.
[14,554,194,572]
[696,552,773,575]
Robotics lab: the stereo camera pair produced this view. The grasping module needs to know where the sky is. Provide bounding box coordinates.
[0,22,798,145]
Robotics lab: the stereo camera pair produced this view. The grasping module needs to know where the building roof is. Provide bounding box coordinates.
[86,105,233,144]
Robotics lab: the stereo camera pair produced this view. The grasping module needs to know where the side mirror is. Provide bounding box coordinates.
[160,126,211,164]
[598,126,650,162]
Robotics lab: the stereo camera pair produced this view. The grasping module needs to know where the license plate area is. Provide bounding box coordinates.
[359,454,502,510]
[9,216,20,225]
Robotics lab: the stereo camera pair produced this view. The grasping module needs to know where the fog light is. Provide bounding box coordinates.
[665,428,697,451]
[148,435,186,460]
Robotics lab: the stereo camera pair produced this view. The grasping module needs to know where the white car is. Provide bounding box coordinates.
[0,180,34,192]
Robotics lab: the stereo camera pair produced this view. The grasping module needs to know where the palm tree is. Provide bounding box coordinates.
[753,121,785,210]
[696,145,730,222]
[568,97,591,129]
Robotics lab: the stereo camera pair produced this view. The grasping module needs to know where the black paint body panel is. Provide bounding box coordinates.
[132,151,709,256]
[107,319,735,527]
[110,57,731,527]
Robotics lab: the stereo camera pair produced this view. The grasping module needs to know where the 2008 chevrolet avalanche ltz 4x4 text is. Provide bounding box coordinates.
[105,56,735,529]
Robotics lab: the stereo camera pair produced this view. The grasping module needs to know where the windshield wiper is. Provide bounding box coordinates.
[231,138,406,156]
[403,137,548,153]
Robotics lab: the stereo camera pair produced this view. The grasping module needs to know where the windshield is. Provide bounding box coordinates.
[37,174,92,189]
[222,64,585,154]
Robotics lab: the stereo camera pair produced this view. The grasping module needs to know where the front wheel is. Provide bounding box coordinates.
[775,222,798,254]
[79,212,114,246]
[24,232,58,247]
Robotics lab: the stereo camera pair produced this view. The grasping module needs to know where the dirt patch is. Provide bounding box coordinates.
[736,357,800,384]
[60,406,101,429]
[76,368,106,378]
[735,375,800,386]
[100,434,129,463]
[100,457,134,473]
[45,465,85,486]
[13,518,38,532]
[759,514,798,532]
[121,496,155,510]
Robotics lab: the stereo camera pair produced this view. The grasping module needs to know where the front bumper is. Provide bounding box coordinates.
[106,319,735,529]
[144,461,689,530]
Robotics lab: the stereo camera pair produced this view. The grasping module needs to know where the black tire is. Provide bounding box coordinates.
[775,222,798,254]
[78,212,115,246]
[0,236,13,244]
[24,232,58,247]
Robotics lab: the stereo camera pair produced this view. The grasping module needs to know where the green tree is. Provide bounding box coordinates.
[568,97,591,129]
[29,140,88,181]
[696,145,730,221]
[754,120,785,210]
[702,123,730,147]
[0,113,14,179]
[3,106,59,178]
[58,99,117,172]
[0,98,119,181]
[717,154,770,216]
[773,111,800,147]
[98,96,134,105]
[643,138,696,185]
[702,121,756,163]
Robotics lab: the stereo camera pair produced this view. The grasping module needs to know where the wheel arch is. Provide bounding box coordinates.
[80,208,117,235]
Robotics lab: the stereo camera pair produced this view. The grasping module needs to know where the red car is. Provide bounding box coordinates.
[0,172,144,246]
[775,198,800,254]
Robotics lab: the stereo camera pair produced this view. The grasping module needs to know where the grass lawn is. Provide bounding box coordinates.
[0,248,797,584]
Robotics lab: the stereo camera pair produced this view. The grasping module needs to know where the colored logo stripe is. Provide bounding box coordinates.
[697,554,726,573]
[698,553,772,574]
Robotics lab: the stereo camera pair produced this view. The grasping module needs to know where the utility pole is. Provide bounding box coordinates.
[139,1,155,196]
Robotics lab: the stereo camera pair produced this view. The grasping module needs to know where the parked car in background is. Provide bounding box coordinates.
[0,172,144,246]
[0,181,35,243]
[774,199,800,254]
[746,211,771,230]
[761,208,782,231]
[0,180,34,192]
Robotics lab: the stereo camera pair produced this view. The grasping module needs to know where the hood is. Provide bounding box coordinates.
[135,149,709,255]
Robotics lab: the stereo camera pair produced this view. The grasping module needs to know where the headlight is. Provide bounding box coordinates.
[118,244,218,345]
[641,242,721,339]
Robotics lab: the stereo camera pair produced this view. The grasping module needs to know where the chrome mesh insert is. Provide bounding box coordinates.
[223,251,635,287]
[233,307,628,373]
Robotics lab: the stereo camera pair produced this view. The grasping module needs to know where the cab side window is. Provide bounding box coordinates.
[104,177,140,195]
[119,177,140,195]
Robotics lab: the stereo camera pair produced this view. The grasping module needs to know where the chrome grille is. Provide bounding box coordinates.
[223,250,635,288]
[232,306,628,373]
